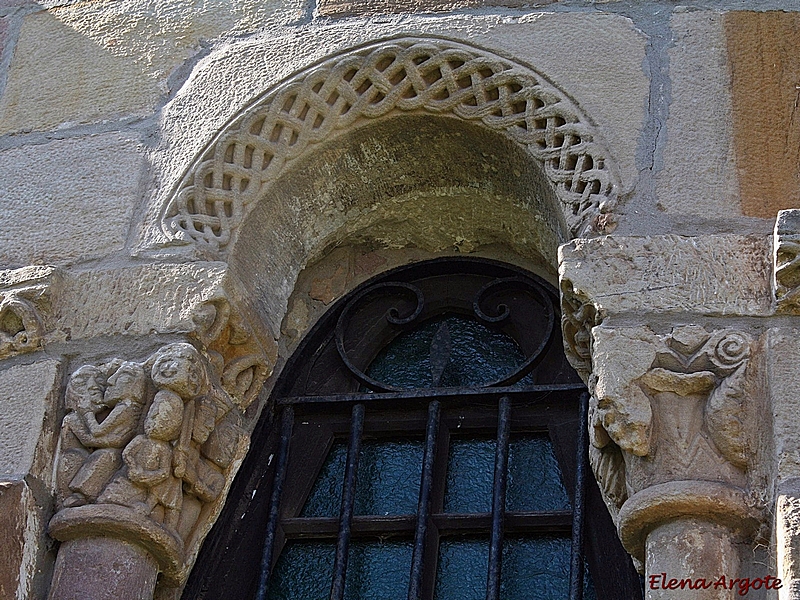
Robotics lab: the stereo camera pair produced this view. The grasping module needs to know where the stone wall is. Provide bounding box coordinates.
[1,0,800,598]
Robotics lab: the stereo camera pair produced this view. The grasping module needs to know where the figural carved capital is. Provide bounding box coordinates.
[576,324,764,563]
[51,342,250,587]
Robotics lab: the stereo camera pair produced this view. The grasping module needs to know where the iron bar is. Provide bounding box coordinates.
[255,406,294,600]
[408,401,441,600]
[280,511,573,538]
[569,391,590,600]
[278,382,586,406]
[486,395,511,600]
[330,403,365,600]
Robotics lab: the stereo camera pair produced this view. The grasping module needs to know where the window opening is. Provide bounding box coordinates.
[184,258,644,600]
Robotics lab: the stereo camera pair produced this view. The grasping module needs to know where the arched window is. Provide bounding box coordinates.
[185,258,643,600]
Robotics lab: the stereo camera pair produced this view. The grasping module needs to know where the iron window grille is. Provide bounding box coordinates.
[184,257,643,600]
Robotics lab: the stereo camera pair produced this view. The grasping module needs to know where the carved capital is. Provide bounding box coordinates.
[51,342,249,587]
[584,325,764,549]
[560,278,601,382]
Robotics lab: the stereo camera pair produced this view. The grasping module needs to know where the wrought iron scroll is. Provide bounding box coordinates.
[474,277,555,387]
[335,275,556,392]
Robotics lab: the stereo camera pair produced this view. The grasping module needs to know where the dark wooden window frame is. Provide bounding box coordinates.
[184,257,643,600]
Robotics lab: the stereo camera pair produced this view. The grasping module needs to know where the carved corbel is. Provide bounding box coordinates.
[0,266,61,359]
[50,342,249,589]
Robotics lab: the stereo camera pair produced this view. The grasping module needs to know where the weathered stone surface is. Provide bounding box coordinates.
[0,1,303,134]
[775,209,800,311]
[725,11,800,218]
[656,11,741,218]
[559,235,772,316]
[318,0,556,17]
[767,328,800,481]
[776,481,800,599]
[47,537,158,600]
[0,479,49,600]
[57,263,228,341]
[0,134,144,267]
[0,359,61,480]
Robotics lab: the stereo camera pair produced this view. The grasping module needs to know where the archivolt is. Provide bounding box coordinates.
[162,37,621,254]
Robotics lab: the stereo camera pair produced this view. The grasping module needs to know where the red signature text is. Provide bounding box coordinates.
[648,573,782,596]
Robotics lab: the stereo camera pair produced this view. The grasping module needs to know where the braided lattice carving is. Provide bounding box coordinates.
[163,38,620,253]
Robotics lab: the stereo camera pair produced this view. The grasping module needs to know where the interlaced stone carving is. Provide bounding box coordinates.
[162,38,620,254]
[51,343,248,586]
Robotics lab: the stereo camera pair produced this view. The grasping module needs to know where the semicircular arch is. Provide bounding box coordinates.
[160,36,622,256]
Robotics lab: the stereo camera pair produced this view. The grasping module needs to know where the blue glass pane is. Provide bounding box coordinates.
[443,438,494,513]
[344,541,413,600]
[266,542,334,600]
[435,539,489,600]
[301,442,347,517]
[355,440,422,515]
[507,436,571,511]
[501,537,596,600]
[366,315,530,389]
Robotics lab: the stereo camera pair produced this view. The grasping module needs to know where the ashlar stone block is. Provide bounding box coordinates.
[559,234,772,317]
[0,358,61,480]
[0,134,144,267]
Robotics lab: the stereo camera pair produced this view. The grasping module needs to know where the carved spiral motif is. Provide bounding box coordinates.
[712,332,750,368]
[162,38,620,254]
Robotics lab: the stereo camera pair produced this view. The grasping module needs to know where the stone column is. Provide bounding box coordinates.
[559,234,773,600]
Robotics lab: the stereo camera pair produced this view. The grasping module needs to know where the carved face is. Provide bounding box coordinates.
[104,362,146,406]
[150,343,205,398]
[66,366,106,413]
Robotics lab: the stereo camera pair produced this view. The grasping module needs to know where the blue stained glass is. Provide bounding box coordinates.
[344,542,413,600]
[507,436,571,511]
[265,542,335,600]
[301,442,347,518]
[501,537,597,600]
[435,539,489,600]
[443,438,494,514]
[355,440,422,516]
[366,315,531,389]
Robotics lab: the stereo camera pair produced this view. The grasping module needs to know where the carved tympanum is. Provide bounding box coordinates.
[51,343,247,586]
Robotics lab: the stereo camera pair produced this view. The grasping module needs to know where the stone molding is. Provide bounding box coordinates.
[161,37,622,255]
[50,342,251,588]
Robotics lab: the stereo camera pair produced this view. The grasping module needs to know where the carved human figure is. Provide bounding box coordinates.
[121,391,184,528]
[57,362,146,507]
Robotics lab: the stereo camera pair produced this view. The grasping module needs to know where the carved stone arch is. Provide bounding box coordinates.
[161,36,622,256]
